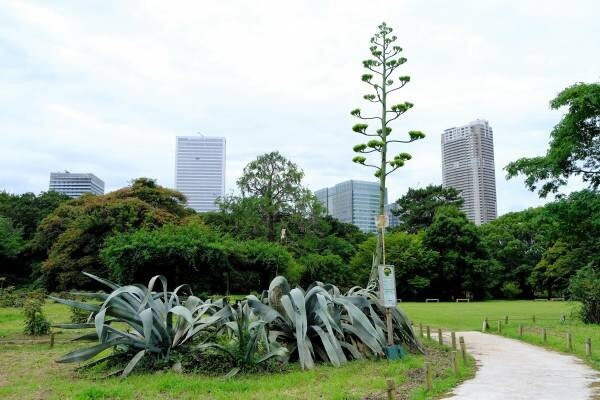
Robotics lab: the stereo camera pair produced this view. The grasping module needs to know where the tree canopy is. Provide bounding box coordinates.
[392,184,463,233]
[506,82,600,197]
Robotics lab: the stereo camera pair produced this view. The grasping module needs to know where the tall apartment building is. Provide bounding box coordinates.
[49,172,104,198]
[441,119,497,225]
[315,180,386,233]
[175,135,226,212]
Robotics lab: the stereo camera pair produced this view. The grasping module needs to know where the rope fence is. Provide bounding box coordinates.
[481,315,594,358]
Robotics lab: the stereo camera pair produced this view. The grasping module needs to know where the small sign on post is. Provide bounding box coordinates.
[378,264,399,360]
[378,265,397,308]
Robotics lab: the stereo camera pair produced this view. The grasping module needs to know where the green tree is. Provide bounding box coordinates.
[479,207,557,298]
[235,151,321,242]
[350,22,425,281]
[568,265,600,324]
[0,217,26,280]
[506,82,600,197]
[349,231,437,300]
[423,206,494,299]
[33,178,184,290]
[392,185,463,233]
[0,191,70,240]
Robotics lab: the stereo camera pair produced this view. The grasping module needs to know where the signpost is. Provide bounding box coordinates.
[378,265,397,347]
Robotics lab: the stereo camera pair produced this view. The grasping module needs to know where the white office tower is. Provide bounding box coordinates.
[175,136,226,212]
[441,119,497,225]
[49,172,104,198]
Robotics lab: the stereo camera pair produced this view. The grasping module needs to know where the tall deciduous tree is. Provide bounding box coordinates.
[236,151,320,242]
[350,22,425,284]
[392,185,463,233]
[506,82,600,197]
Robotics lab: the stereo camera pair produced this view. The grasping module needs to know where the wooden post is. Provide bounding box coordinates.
[497,320,502,333]
[482,317,489,332]
[459,336,467,364]
[50,332,55,348]
[438,328,443,345]
[567,333,573,352]
[451,350,459,376]
[386,378,395,400]
[426,325,431,340]
[425,362,433,391]
[542,328,547,343]
[505,315,508,325]
[419,323,423,337]
[451,331,456,350]
[532,315,536,324]
[385,308,393,346]
[585,338,591,357]
[519,324,523,337]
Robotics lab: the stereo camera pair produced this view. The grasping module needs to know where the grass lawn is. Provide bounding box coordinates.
[401,300,600,370]
[0,303,473,399]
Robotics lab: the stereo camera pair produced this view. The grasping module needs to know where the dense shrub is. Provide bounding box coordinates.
[568,265,600,324]
[23,292,50,335]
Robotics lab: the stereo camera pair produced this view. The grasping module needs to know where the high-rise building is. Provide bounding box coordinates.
[315,180,386,233]
[49,172,104,198]
[175,135,226,212]
[441,119,497,225]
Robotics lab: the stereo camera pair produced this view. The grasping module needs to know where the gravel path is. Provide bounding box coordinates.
[445,331,600,400]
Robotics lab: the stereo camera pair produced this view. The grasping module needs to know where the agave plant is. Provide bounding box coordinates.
[246,276,418,370]
[198,302,288,377]
[51,272,231,376]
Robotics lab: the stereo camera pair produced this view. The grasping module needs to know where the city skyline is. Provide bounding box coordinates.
[1,2,598,216]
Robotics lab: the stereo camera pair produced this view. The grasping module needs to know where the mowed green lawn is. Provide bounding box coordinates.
[0,303,472,400]
[401,300,600,370]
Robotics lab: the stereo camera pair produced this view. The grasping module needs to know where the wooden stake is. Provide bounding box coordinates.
[519,324,523,337]
[459,336,467,364]
[438,328,443,345]
[532,315,536,324]
[482,317,489,332]
[419,323,423,337]
[385,308,393,346]
[585,338,591,357]
[426,325,431,340]
[542,328,547,343]
[50,332,55,348]
[386,378,395,400]
[567,333,573,352]
[425,362,433,391]
[451,350,459,376]
[497,320,502,332]
[505,315,508,325]
[451,331,456,349]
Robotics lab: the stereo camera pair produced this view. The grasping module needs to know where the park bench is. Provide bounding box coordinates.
[456,298,470,303]
[425,298,439,303]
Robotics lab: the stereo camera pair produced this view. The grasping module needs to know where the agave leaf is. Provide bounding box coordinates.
[48,296,100,313]
[140,308,154,347]
[94,307,108,342]
[82,271,120,290]
[56,340,126,363]
[246,295,285,324]
[52,323,95,329]
[122,349,146,377]
[311,325,343,367]
[224,367,241,378]
[339,341,363,359]
[72,331,99,341]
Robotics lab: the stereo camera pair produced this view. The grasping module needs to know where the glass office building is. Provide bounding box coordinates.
[49,172,104,198]
[315,180,386,233]
[175,135,226,212]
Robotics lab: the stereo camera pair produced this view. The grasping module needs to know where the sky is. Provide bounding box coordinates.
[1,1,599,215]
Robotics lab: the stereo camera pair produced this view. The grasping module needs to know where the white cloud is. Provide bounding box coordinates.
[0,0,599,215]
